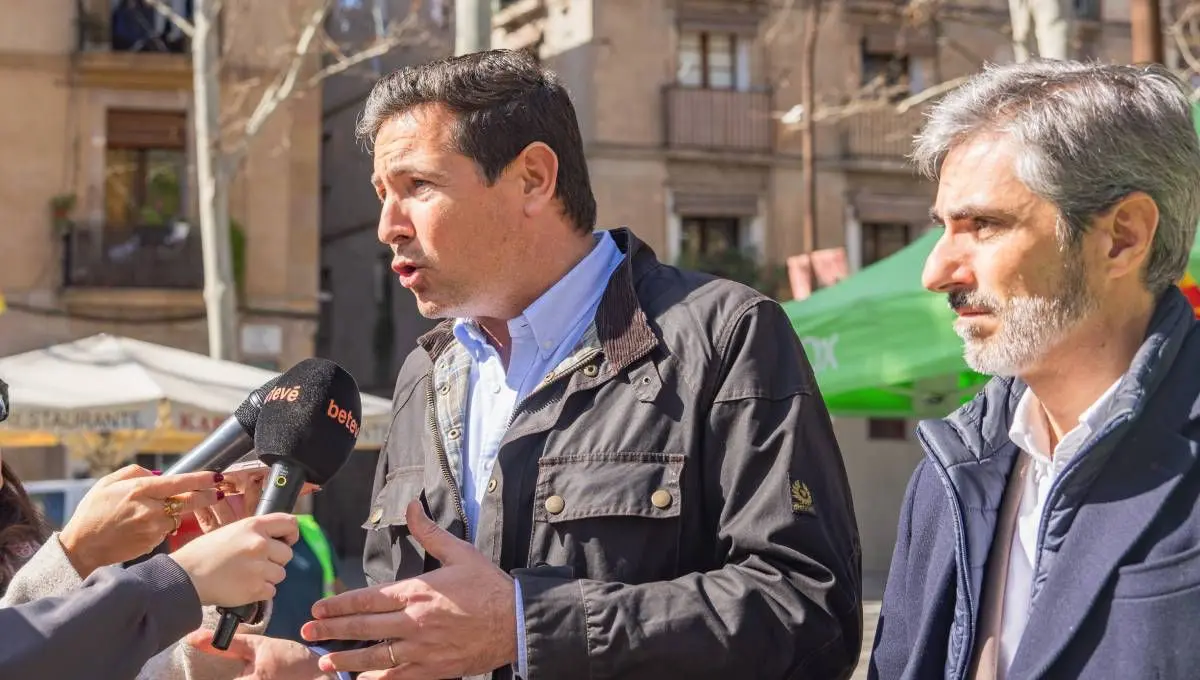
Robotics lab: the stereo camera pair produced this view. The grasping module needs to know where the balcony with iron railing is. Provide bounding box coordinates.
[833,105,926,167]
[62,221,203,290]
[664,86,773,154]
[72,0,194,90]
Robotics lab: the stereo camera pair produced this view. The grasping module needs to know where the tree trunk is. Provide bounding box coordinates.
[800,0,821,290]
[454,0,492,55]
[192,0,239,361]
[1131,0,1164,63]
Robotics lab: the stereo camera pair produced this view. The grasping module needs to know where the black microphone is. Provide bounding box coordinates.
[211,358,362,650]
[163,375,281,475]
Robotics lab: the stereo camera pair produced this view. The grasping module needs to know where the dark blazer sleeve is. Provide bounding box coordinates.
[0,554,202,679]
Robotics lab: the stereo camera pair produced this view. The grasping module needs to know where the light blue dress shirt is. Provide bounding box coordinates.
[452,230,623,678]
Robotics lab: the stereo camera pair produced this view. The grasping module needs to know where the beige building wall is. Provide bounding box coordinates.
[0,0,322,369]
[494,0,1135,589]
[0,1,326,479]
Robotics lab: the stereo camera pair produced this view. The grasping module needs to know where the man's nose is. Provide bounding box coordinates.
[922,232,974,293]
[377,198,414,246]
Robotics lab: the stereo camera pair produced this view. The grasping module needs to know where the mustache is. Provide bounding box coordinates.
[947,290,1000,312]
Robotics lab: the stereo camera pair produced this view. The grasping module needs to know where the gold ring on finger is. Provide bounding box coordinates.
[170,512,181,535]
[163,496,184,517]
[387,640,398,667]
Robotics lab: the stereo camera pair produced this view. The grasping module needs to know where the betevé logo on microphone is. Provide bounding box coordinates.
[265,385,302,403]
[326,399,360,436]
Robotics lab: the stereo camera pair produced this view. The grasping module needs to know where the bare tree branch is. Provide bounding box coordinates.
[223,0,334,171]
[145,0,196,38]
[1170,3,1200,101]
[305,6,428,87]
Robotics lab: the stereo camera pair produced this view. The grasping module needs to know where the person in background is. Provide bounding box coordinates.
[870,60,1200,679]
[0,379,48,594]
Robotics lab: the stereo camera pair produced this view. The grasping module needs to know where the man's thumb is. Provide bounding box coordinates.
[406,500,468,563]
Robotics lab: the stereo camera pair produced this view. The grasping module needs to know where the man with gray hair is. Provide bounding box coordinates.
[870,60,1200,679]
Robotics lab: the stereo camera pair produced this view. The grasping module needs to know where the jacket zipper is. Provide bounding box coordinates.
[917,427,975,680]
[1028,409,1132,597]
[426,379,469,543]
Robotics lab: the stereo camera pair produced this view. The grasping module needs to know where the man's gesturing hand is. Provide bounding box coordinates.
[301,501,517,679]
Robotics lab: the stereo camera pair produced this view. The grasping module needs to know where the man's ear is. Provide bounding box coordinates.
[513,142,559,218]
[1096,191,1158,282]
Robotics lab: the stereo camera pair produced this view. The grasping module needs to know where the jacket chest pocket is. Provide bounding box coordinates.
[362,466,426,585]
[529,452,685,583]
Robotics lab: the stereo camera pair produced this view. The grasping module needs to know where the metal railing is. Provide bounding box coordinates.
[664,86,773,153]
[836,105,926,161]
[75,0,191,54]
[62,221,203,289]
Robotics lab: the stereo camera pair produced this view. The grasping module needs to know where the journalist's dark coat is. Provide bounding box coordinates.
[870,288,1200,679]
[363,228,863,679]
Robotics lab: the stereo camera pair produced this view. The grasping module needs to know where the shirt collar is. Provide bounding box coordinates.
[1009,377,1123,469]
[453,231,621,360]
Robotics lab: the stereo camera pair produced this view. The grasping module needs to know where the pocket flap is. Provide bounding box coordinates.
[362,465,424,530]
[534,452,685,523]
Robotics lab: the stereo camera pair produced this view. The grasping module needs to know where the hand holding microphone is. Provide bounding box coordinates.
[210,358,363,650]
[170,513,299,607]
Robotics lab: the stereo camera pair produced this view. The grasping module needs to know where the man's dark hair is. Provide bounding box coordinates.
[357,49,597,233]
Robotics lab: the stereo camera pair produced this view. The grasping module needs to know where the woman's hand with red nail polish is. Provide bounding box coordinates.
[58,466,224,578]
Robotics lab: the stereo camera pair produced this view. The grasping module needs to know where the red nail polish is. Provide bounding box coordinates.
[213,473,224,483]
[216,490,225,501]
[152,470,162,476]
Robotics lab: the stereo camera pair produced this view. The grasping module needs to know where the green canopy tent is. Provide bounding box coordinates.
[785,230,1200,419]
[782,230,990,419]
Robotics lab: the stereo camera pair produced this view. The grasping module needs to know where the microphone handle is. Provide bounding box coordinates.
[164,417,253,475]
[211,461,307,650]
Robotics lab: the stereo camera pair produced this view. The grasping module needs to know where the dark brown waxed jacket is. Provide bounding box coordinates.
[361,228,863,679]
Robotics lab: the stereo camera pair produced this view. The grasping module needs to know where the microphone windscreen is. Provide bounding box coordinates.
[233,375,281,432]
[252,358,361,485]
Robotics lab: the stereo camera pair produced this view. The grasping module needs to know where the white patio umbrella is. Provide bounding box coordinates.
[0,334,392,465]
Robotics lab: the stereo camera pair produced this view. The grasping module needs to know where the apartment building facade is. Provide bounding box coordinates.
[491,0,1135,587]
[0,0,323,478]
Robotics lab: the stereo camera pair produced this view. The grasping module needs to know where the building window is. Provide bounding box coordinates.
[861,43,910,99]
[861,222,914,267]
[681,217,740,258]
[1074,0,1101,20]
[109,0,192,53]
[868,418,908,440]
[678,31,746,90]
[105,109,187,229]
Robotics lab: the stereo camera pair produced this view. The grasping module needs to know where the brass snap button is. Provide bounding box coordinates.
[487,478,498,493]
[368,507,383,523]
[582,364,599,377]
[544,495,565,514]
[438,383,450,395]
[447,428,461,440]
[651,489,673,509]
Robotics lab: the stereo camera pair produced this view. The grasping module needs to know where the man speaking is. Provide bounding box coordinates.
[192,49,863,680]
